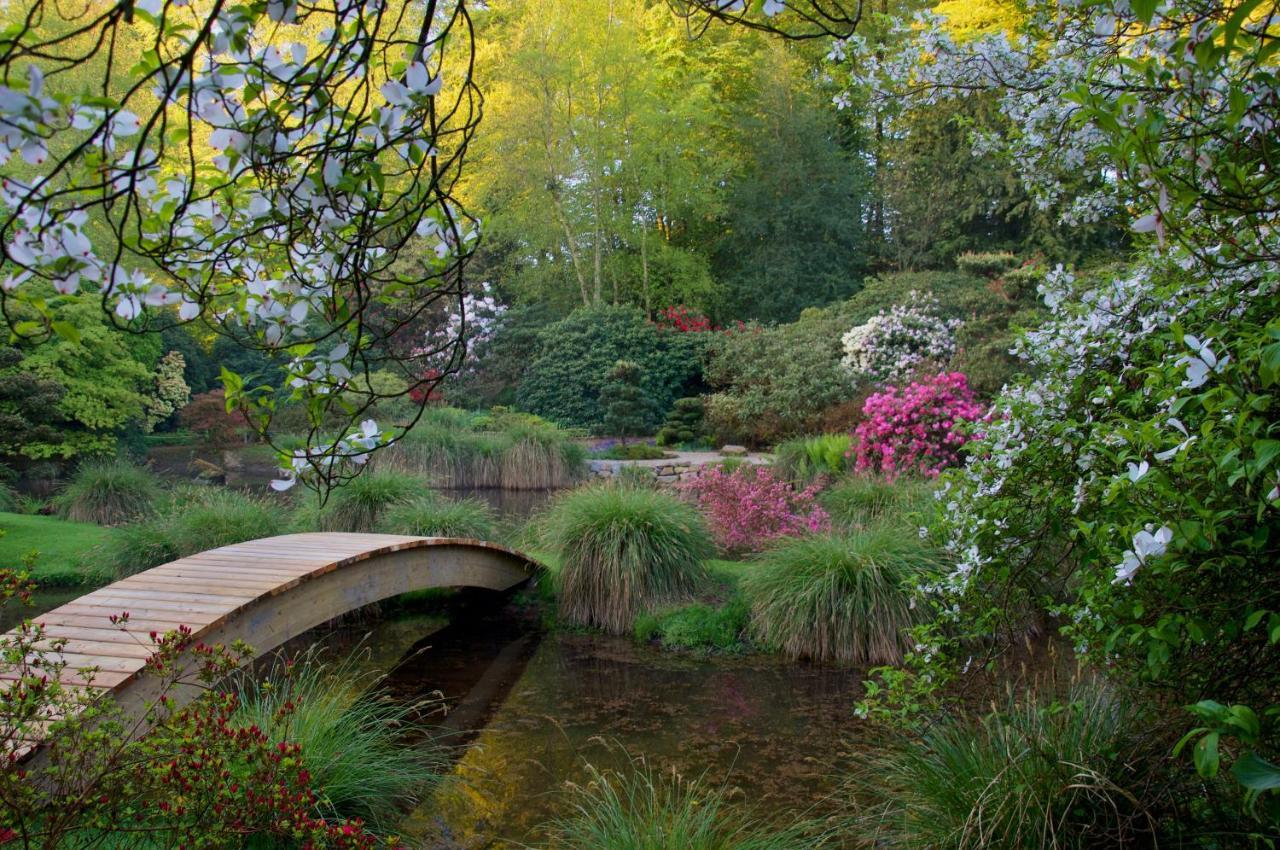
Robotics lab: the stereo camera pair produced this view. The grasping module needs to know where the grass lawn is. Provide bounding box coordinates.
[0,512,117,588]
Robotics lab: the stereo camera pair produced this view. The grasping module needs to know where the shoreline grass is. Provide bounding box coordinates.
[52,460,161,527]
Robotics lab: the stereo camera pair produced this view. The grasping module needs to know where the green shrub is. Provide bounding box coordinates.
[601,359,658,441]
[104,488,287,578]
[0,484,14,514]
[521,304,706,432]
[820,475,936,528]
[771,434,853,484]
[741,528,937,664]
[309,469,423,533]
[540,484,713,634]
[657,396,707,447]
[541,761,825,850]
[377,493,496,540]
[231,649,440,833]
[633,600,749,653]
[594,443,668,461]
[853,683,1157,849]
[53,460,161,526]
[954,250,1019,278]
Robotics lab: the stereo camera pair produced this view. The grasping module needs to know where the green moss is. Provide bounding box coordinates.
[0,512,116,587]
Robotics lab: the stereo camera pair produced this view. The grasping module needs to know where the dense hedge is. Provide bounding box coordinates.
[520,305,706,432]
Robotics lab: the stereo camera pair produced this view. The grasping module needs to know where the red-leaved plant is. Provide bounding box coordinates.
[0,569,391,849]
[679,464,829,554]
[851,371,984,479]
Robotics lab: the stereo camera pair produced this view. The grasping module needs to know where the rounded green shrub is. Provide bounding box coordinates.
[540,483,713,634]
[742,528,937,664]
[853,682,1157,849]
[377,493,496,540]
[53,459,161,526]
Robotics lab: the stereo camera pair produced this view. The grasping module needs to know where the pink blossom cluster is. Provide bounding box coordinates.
[680,464,830,553]
[852,372,984,479]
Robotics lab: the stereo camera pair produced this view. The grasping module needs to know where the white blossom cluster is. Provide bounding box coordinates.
[415,282,508,377]
[840,294,961,385]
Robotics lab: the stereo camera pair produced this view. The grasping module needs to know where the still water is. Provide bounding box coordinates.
[312,596,871,849]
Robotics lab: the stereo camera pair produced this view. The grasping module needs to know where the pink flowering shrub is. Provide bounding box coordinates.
[852,372,984,479]
[680,464,829,553]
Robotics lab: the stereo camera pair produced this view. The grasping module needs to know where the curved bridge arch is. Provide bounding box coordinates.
[7,533,541,725]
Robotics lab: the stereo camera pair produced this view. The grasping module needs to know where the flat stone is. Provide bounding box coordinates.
[719,445,748,457]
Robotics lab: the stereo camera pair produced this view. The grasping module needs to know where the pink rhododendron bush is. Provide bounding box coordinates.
[680,464,830,554]
[852,372,983,479]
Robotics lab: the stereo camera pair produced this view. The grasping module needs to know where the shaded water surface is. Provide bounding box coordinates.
[318,602,870,849]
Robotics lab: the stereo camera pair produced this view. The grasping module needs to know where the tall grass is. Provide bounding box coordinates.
[741,528,937,664]
[771,434,853,484]
[851,682,1157,849]
[231,648,441,833]
[53,459,161,526]
[103,487,287,577]
[540,484,713,634]
[306,469,424,533]
[377,492,496,540]
[819,475,935,529]
[383,406,585,490]
[542,761,827,850]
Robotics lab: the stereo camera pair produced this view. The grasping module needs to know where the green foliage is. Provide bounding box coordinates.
[539,483,714,634]
[601,360,658,441]
[771,434,853,484]
[742,528,937,664]
[52,459,161,526]
[852,683,1157,849]
[954,251,1018,279]
[306,470,422,533]
[522,305,705,433]
[231,649,441,833]
[594,443,668,461]
[103,488,287,578]
[377,493,497,540]
[0,300,158,460]
[714,45,868,321]
[0,512,116,586]
[820,475,936,528]
[386,406,586,490]
[633,599,749,653]
[540,760,825,850]
[656,397,707,447]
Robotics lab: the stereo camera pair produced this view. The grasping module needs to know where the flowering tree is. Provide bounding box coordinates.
[840,295,961,386]
[413,281,506,382]
[143,350,191,432]
[828,0,1280,817]
[0,0,483,493]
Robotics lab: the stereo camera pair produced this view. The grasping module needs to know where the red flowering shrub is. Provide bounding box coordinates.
[0,569,390,849]
[852,371,984,479]
[679,464,829,553]
[656,305,715,333]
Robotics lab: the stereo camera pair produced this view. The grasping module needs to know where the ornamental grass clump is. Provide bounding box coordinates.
[852,371,984,479]
[541,760,827,850]
[680,464,829,554]
[540,483,713,634]
[852,682,1157,849]
[308,469,423,532]
[53,459,161,526]
[377,492,496,540]
[820,475,936,529]
[741,528,936,664]
[232,649,442,834]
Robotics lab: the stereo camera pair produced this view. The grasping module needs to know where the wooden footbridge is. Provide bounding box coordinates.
[3,533,541,751]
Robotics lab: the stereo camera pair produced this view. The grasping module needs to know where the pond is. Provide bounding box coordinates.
[310,596,869,848]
